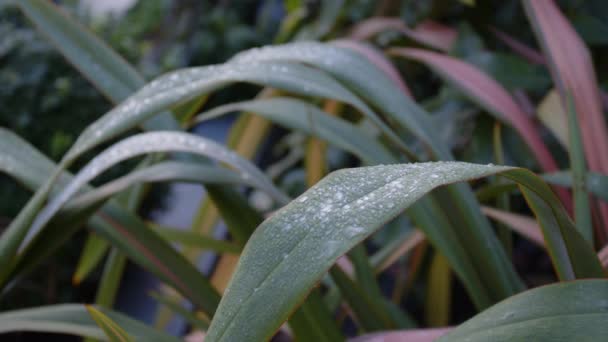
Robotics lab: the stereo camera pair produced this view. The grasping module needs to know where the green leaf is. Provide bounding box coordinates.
[230,41,524,302]
[0,130,222,315]
[67,161,253,212]
[86,305,134,342]
[543,171,608,203]
[194,98,498,308]
[205,162,603,341]
[25,131,289,249]
[63,60,383,162]
[565,93,593,243]
[195,97,395,165]
[439,279,608,341]
[0,304,179,341]
[73,233,108,284]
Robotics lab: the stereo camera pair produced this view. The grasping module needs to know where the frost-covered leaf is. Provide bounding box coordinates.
[205,162,602,341]
[25,131,289,249]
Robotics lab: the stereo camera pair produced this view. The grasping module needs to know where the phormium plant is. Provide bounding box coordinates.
[0,0,607,341]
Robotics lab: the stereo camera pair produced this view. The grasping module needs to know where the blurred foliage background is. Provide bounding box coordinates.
[1,0,608,332]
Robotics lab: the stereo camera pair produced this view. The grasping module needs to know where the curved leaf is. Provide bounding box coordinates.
[195,97,395,165]
[205,162,602,341]
[524,0,608,231]
[65,61,386,161]
[439,279,608,341]
[25,131,289,249]
[67,161,251,211]
[86,306,134,342]
[0,304,179,341]
[229,42,525,301]
[388,48,559,174]
[0,130,222,315]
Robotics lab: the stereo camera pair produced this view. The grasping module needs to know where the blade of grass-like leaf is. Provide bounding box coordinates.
[439,279,608,341]
[24,131,289,249]
[524,0,608,235]
[73,234,108,285]
[194,98,396,165]
[65,61,398,162]
[0,304,179,341]
[231,42,437,151]
[543,171,608,203]
[565,93,593,243]
[481,206,545,248]
[350,17,456,51]
[205,162,603,341]
[426,253,451,327]
[86,305,134,342]
[66,161,251,211]
[94,249,125,307]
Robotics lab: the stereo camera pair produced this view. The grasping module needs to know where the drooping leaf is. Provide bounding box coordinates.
[0,130,222,315]
[205,162,602,341]
[388,48,559,174]
[439,279,608,341]
[543,171,608,202]
[0,304,179,341]
[195,97,395,165]
[67,161,251,212]
[230,42,525,301]
[86,306,134,342]
[25,131,289,249]
[524,0,608,232]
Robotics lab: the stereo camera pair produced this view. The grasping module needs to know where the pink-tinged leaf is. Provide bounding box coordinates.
[390,48,571,210]
[489,27,546,65]
[333,39,412,98]
[349,328,452,342]
[482,206,545,248]
[350,17,457,51]
[390,49,557,171]
[524,0,608,236]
